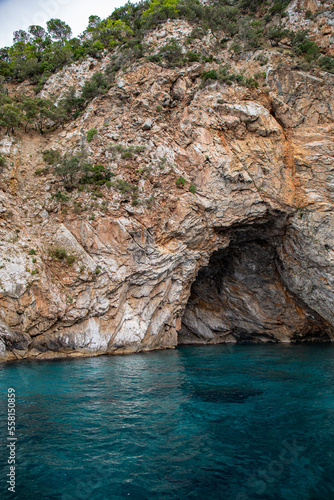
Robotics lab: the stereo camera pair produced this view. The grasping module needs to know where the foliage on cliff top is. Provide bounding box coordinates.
[1,0,332,84]
[0,0,333,136]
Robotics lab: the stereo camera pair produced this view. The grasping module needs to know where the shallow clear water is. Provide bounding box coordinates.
[1,344,334,499]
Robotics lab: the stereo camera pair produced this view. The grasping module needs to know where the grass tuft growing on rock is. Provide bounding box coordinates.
[49,247,76,265]
[42,149,61,165]
[87,128,98,142]
[176,176,186,188]
[0,154,6,169]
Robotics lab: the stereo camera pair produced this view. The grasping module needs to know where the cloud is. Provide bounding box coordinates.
[0,0,126,48]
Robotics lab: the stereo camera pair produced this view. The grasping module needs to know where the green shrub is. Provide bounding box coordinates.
[87,128,98,142]
[159,39,183,67]
[66,254,76,265]
[101,200,108,212]
[73,201,84,213]
[220,37,229,47]
[42,149,61,165]
[189,184,197,193]
[255,54,269,66]
[109,144,144,159]
[146,195,154,209]
[35,167,49,176]
[49,247,76,265]
[186,51,200,62]
[289,30,320,60]
[52,247,67,260]
[132,197,139,206]
[54,152,88,188]
[53,191,70,202]
[270,1,291,16]
[229,42,242,55]
[245,77,259,88]
[203,55,215,63]
[147,54,161,63]
[216,66,244,85]
[202,66,244,87]
[186,27,206,43]
[113,179,138,194]
[81,72,109,101]
[156,105,163,112]
[319,55,334,72]
[233,74,245,84]
[29,249,36,255]
[0,154,6,169]
[58,87,85,119]
[81,163,112,186]
[121,150,133,159]
[267,26,288,46]
[238,18,264,49]
[201,70,218,81]
[176,176,186,187]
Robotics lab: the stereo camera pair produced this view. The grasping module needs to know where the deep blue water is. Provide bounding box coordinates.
[1,344,334,499]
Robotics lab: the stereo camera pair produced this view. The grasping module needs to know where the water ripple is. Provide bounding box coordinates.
[1,344,334,499]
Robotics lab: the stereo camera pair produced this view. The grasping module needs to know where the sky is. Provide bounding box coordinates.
[0,0,127,48]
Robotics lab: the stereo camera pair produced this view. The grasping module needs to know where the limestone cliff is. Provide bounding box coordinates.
[1,5,334,360]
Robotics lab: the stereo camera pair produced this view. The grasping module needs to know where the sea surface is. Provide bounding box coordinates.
[1,344,334,499]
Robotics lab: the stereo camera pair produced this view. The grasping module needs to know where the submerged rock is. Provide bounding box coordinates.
[191,386,263,404]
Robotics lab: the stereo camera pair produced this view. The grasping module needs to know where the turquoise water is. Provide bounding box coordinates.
[1,344,334,499]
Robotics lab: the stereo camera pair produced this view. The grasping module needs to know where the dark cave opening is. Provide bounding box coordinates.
[178,224,332,345]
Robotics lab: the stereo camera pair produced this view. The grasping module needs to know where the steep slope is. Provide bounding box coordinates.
[0,3,334,360]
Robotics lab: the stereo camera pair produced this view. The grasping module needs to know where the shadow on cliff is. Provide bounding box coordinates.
[178,215,333,345]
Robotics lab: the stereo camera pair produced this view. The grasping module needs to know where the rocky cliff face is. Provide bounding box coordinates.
[1,10,334,361]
